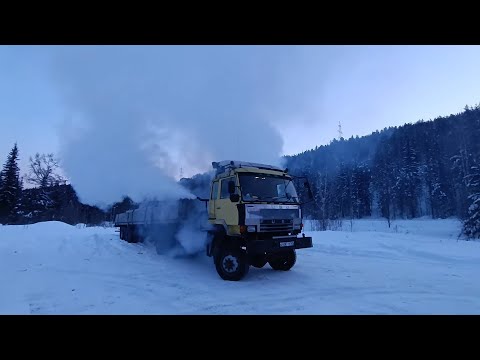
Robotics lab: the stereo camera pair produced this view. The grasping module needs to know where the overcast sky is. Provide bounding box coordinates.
[1,45,480,181]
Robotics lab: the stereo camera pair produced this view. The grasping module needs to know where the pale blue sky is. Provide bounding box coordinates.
[1,45,480,180]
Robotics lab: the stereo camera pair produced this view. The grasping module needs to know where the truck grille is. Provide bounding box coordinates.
[259,219,293,232]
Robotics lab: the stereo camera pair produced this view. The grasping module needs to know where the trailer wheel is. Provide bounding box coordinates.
[215,247,249,281]
[125,226,139,243]
[268,249,296,271]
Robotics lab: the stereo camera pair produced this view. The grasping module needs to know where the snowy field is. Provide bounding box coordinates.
[1,218,479,315]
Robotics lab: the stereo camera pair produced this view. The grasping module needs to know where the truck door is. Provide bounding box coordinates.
[217,176,239,226]
[208,180,219,219]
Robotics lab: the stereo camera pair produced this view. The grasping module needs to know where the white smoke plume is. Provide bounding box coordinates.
[48,46,329,257]
[49,45,320,206]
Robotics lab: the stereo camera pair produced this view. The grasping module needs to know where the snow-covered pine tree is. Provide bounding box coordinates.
[0,143,22,224]
[335,163,351,219]
[313,169,330,230]
[372,136,395,226]
[401,137,420,218]
[463,164,480,239]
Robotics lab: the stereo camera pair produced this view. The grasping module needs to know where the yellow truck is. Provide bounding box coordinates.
[114,160,313,281]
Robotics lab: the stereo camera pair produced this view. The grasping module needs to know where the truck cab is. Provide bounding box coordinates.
[206,160,313,281]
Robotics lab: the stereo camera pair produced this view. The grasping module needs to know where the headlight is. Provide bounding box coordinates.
[247,226,256,232]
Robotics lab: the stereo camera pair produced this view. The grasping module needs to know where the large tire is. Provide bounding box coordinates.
[250,254,268,268]
[268,249,296,271]
[125,226,140,243]
[215,247,250,281]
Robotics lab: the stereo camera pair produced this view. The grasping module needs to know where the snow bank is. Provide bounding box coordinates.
[305,217,463,239]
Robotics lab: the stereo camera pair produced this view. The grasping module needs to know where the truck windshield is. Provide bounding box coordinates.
[239,173,299,203]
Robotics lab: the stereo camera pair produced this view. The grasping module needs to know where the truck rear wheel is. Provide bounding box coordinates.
[215,247,250,281]
[268,249,296,271]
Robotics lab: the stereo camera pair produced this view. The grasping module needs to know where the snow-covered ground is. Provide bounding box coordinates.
[1,218,479,314]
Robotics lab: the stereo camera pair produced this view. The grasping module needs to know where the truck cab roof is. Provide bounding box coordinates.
[212,160,288,178]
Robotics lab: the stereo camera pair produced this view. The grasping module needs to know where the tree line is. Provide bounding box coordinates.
[2,103,479,239]
[0,147,111,226]
[285,104,480,239]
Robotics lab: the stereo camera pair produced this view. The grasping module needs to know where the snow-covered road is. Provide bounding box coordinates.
[1,219,479,314]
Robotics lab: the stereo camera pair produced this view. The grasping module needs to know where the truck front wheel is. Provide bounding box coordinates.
[268,249,296,271]
[215,247,250,281]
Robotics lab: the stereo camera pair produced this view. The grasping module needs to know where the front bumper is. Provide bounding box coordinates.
[247,234,313,254]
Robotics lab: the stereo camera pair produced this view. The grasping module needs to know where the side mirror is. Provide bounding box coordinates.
[228,180,236,194]
[230,193,240,202]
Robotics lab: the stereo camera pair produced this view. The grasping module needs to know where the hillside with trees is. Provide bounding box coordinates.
[285,104,480,238]
[1,104,479,239]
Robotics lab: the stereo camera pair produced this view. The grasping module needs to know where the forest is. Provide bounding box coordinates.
[1,105,479,238]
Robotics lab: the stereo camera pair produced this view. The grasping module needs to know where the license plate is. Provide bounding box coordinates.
[280,241,294,247]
